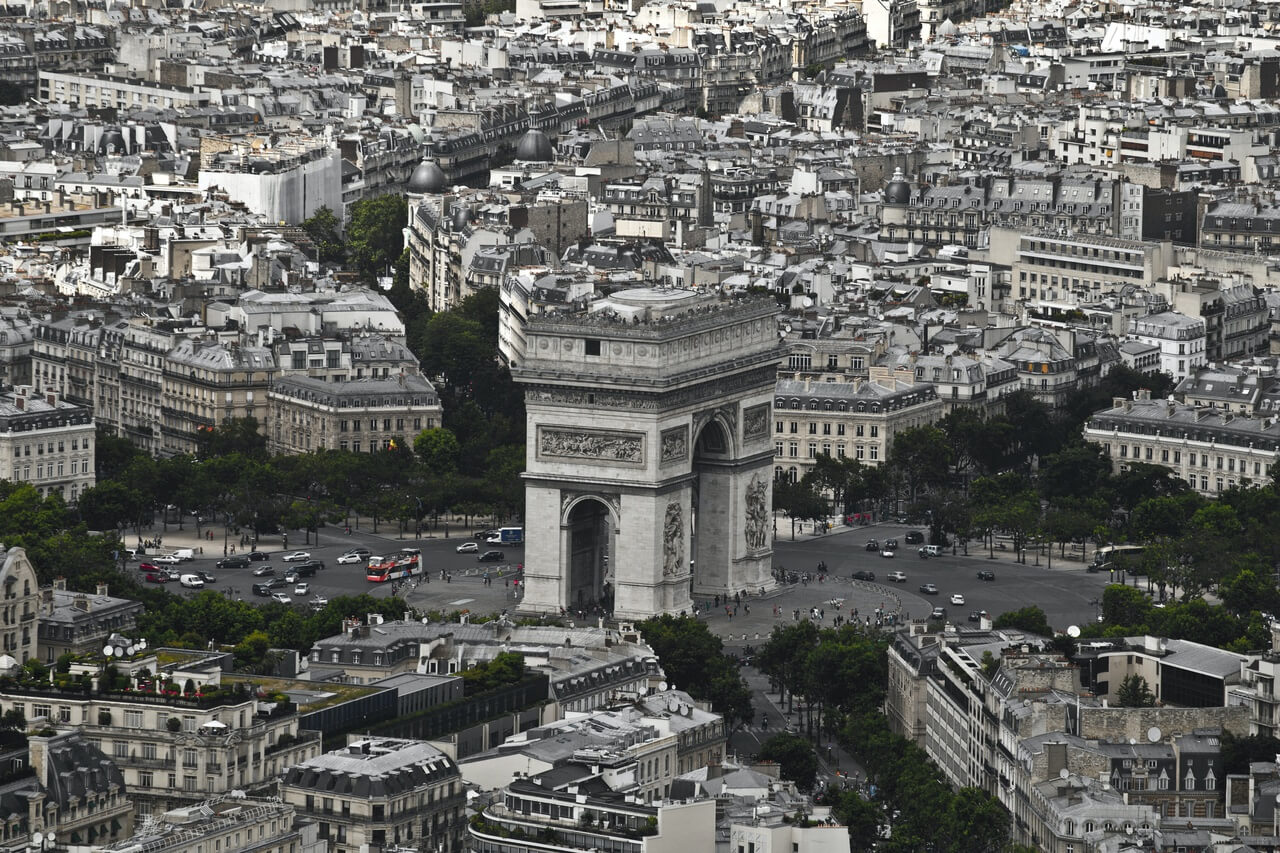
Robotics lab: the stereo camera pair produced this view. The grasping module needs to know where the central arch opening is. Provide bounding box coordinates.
[691,420,732,597]
[566,498,614,616]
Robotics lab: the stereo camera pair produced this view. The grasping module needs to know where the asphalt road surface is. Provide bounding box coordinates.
[133,520,1108,632]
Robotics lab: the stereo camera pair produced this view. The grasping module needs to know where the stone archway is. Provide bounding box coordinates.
[564,496,616,615]
[514,290,782,620]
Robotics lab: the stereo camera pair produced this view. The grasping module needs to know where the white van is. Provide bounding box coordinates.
[173,549,195,562]
[179,574,204,589]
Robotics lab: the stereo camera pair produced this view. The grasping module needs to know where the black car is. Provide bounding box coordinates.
[296,560,325,572]
[196,572,217,583]
[904,530,924,544]
[478,550,506,562]
[977,570,995,581]
[217,556,250,569]
[864,539,879,551]
[295,564,318,578]
[252,577,289,595]
[930,606,947,620]
[246,551,271,562]
[852,570,877,581]
[884,538,899,551]
[475,530,498,541]
[969,610,989,623]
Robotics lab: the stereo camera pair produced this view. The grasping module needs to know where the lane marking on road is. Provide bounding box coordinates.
[448,598,475,606]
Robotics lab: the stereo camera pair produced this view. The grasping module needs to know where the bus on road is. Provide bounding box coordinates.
[1089,544,1146,574]
[367,550,422,583]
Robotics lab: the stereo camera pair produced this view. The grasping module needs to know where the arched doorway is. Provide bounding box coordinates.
[565,498,614,615]
[691,420,732,597]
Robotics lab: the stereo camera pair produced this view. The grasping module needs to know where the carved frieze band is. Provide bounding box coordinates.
[538,427,644,465]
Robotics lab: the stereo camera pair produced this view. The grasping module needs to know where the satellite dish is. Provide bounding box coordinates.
[1059,768,1069,779]
[31,833,43,846]
[802,297,814,308]
[1129,738,1137,745]
[1067,625,1081,638]
[658,681,668,692]
[1147,726,1162,743]
[102,645,114,657]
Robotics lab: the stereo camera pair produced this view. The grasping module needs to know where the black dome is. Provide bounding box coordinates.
[884,166,911,205]
[408,159,446,194]
[515,128,554,162]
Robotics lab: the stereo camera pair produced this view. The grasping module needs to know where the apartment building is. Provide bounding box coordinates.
[93,797,322,853]
[0,548,39,666]
[470,773,715,853]
[15,731,135,850]
[0,649,321,817]
[281,737,465,853]
[266,373,441,455]
[994,328,1080,409]
[35,580,144,664]
[998,229,1171,308]
[1083,392,1280,495]
[1159,278,1270,364]
[0,386,94,502]
[161,337,275,456]
[38,71,211,110]
[1127,311,1206,381]
[772,367,943,482]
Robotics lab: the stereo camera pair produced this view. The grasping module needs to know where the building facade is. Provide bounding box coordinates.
[0,387,94,502]
[281,737,465,853]
[266,373,441,455]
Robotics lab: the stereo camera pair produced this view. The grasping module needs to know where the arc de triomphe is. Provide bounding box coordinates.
[511,289,783,620]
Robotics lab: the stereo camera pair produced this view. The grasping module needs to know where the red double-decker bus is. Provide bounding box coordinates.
[366,549,422,583]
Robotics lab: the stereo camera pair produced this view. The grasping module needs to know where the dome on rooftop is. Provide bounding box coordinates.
[407,159,446,194]
[936,18,958,36]
[884,167,911,205]
[515,127,554,163]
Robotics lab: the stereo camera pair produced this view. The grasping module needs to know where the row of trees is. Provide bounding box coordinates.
[755,621,1016,853]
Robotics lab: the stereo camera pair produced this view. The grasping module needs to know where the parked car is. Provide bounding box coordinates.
[138,562,159,573]
[153,554,182,565]
[251,565,275,577]
[904,530,924,544]
[886,571,907,583]
[919,583,939,595]
[281,551,310,562]
[218,556,250,569]
[950,593,966,605]
[196,572,217,583]
[456,542,479,554]
[851,570,876,581]
[880,548,895,558]
[271,592,293,604]
[478,550,506,562]
[144,573,169,584]
[336,552,365,565]
[976,570,995,581]
[246,551,271,562]
[294,582,310,596]
[864,539,879,551]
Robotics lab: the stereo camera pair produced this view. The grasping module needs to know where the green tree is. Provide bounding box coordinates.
[76,480,147,532]
[347,195,408,281]
[756,733,818,791]
[1115,674,1156,707]
[1101,584,1152,626]
[888,424,952,504]
[414,427,462,475]
[1221,730,1280,775]
[639,615,753,732]
[301,205,345,264]
[992,605,1052,636]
